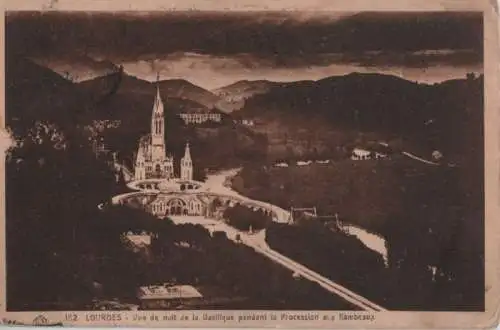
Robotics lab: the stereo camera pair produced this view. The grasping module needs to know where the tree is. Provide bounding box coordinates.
[223,205,271,231]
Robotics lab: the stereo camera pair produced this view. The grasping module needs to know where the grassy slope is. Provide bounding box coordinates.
[232,156,472,236]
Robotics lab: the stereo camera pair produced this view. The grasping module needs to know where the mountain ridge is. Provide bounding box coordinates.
[6,55,482,167]
[77,71,228,111]
[238,71,483,162]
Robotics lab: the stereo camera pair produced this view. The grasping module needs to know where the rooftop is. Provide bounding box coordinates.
[138,284,203,300]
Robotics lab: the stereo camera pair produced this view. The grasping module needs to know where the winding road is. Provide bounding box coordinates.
[111,168,386,311]
[401,151,440,166]
[379,142,456,167]
[111,168,291,223]
[203,169,290,222]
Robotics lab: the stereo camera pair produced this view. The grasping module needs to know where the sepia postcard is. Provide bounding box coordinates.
[0,0,499,328]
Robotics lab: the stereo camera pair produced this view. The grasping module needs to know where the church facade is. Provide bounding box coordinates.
[134,78,193,181]
[149,195,207,217]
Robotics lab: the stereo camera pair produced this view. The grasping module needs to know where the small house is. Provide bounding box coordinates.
[351,148,372,160]
[137,284,203,310]
[274,162,289,168]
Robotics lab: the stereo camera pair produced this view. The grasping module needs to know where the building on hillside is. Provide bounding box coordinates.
[432,150,443,161]
[274,162,289,168]
[351,148,372,160]
[179,112,222,124]
[374,152,388,159]
[232,119,255,126]
[134,74,194,181]
[241,119,254,126]
[296,160,313,166]
[125,231,153,247]
[351,147,388,160]
[90,136,110,155]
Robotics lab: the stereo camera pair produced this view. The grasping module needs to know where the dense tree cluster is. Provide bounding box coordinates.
[266,222,390,305]
[264,161,484,311]
[6,121,122,309]
[223,204,272,232]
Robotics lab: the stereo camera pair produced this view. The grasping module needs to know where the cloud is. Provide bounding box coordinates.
[6,11,482,60]
[337,49,482,69]
[29,54,118,81]
[6,11,483,89]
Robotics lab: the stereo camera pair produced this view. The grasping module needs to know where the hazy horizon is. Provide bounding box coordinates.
[116,52,482,90]
[9,11,483,90]
[29,53,483,91]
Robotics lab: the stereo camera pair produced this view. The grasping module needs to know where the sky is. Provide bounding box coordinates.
[6,11,483,90]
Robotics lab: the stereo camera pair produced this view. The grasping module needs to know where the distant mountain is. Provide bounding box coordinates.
[240,72,483,162]
[158,79,222,110]
[6,55,89,134]
[213,80,282,110]
[213,79,320,112]
[29,54,119,82]
[6,56,72,92]
[78,71,232,119]
[78,72,226,111]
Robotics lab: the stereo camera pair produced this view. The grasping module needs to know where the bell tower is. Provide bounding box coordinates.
[151,73,165,161]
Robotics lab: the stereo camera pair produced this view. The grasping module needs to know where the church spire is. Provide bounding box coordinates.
[151,72,165,148]
[153,72,163,114]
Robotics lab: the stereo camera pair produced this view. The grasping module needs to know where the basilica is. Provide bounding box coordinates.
[134,78,193,181]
